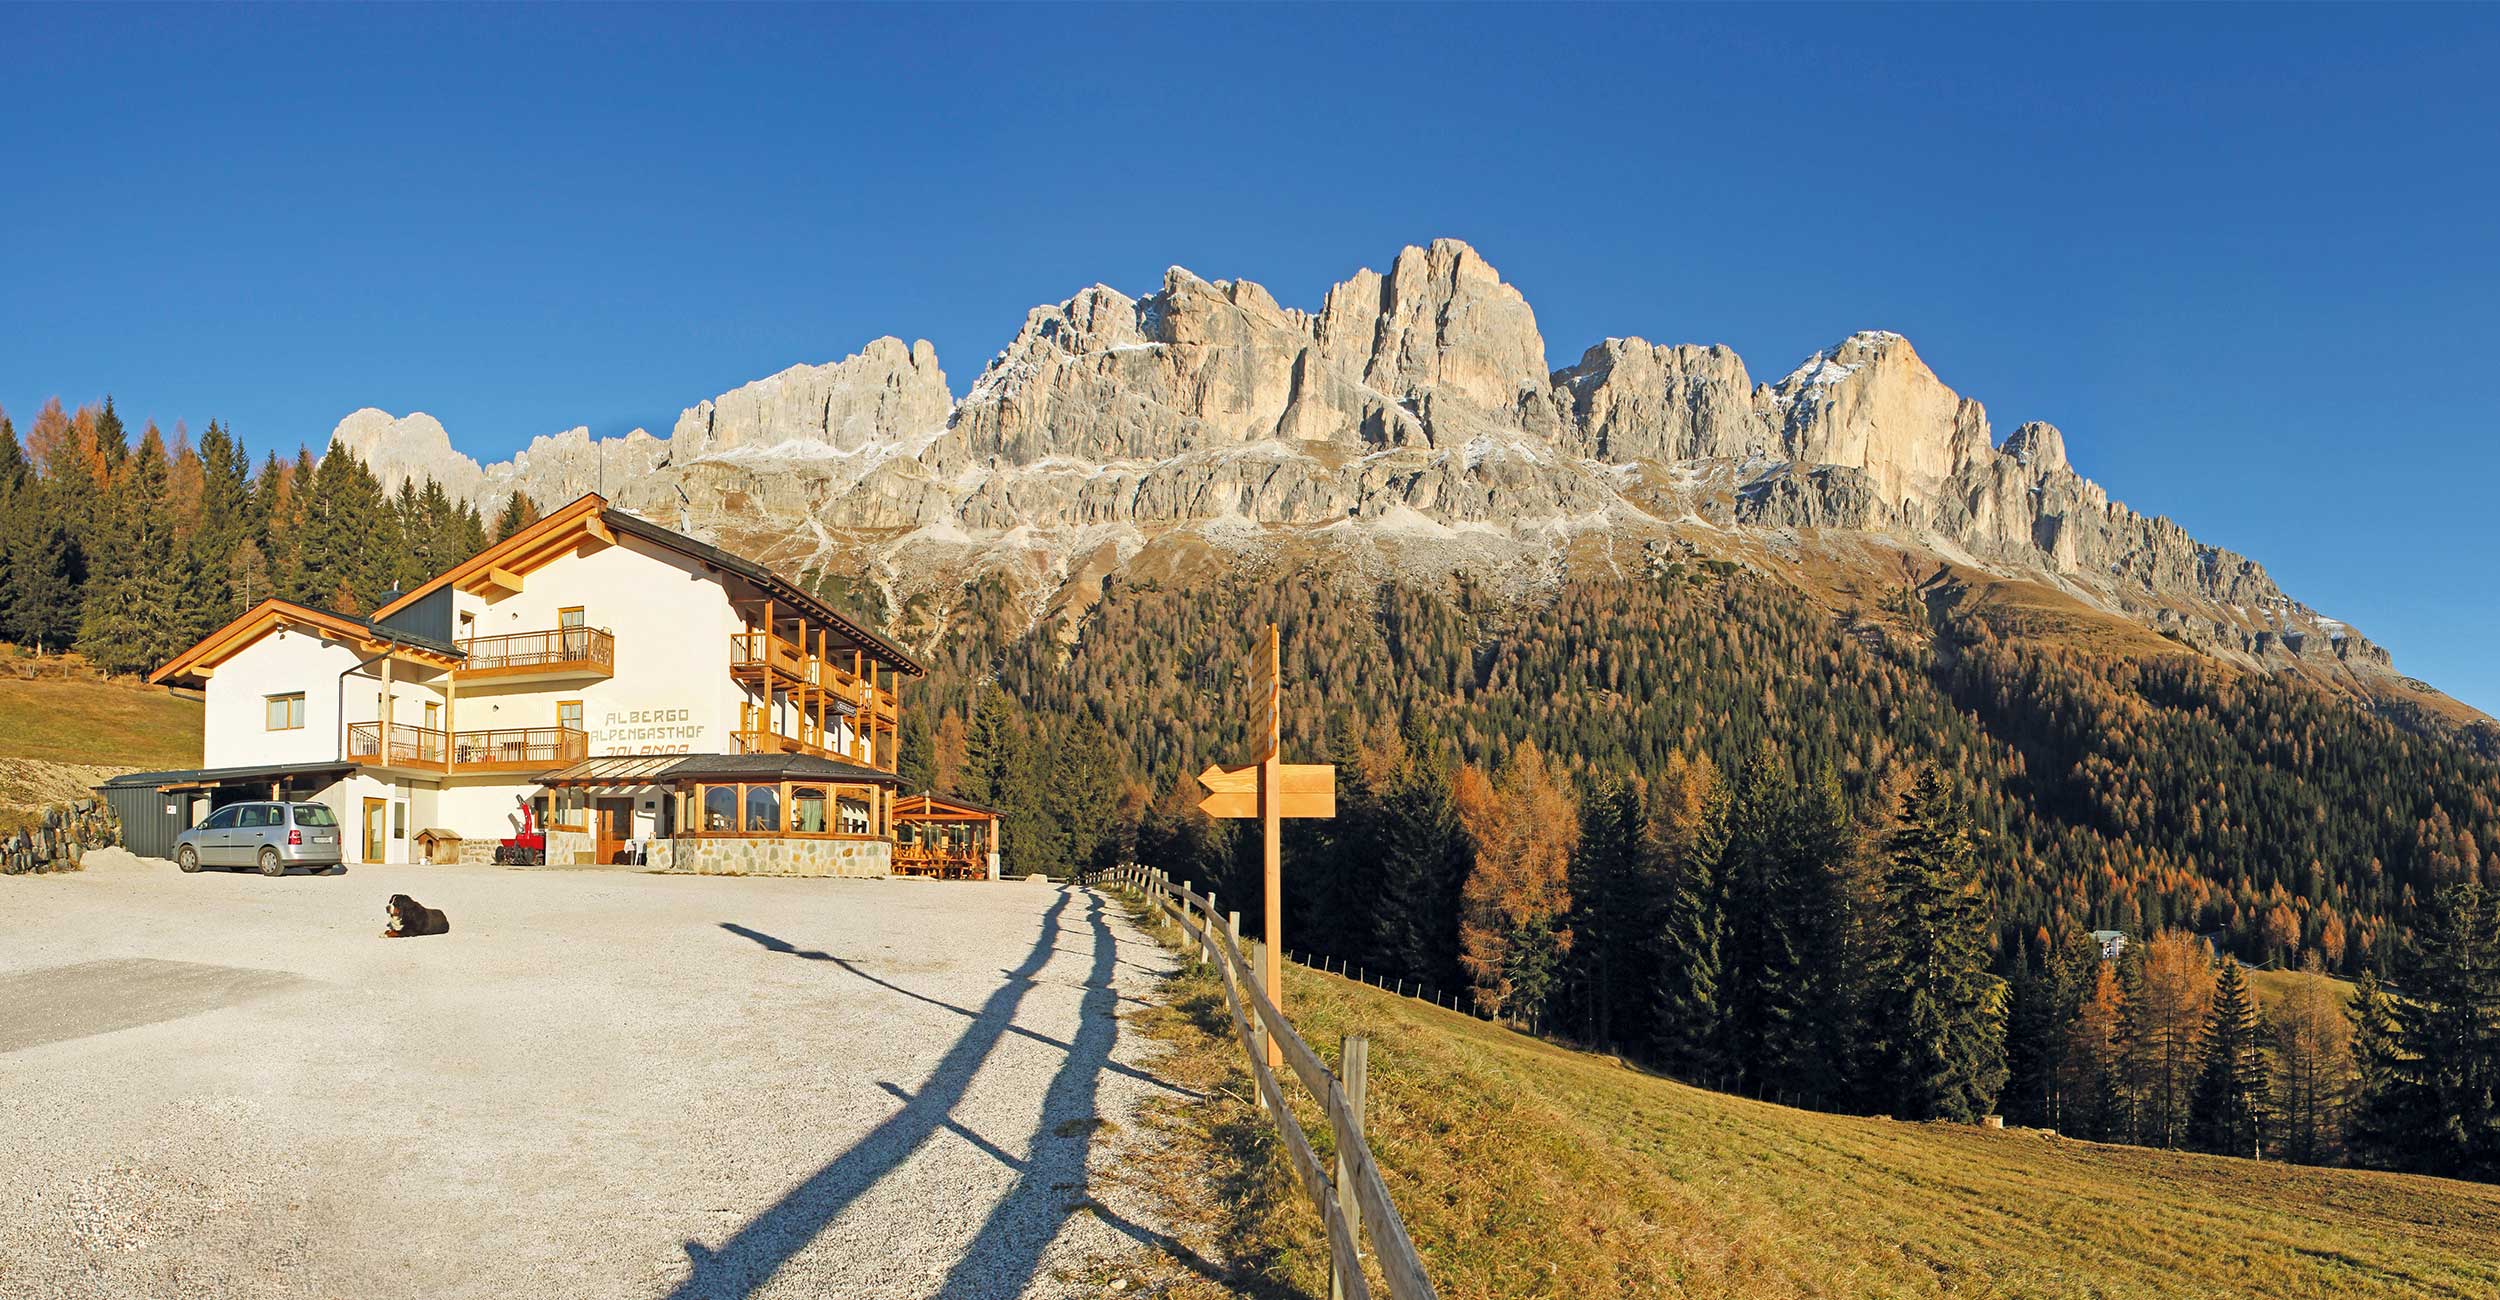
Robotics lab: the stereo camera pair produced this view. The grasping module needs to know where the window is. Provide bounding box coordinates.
[266,693,305,731]
[558,700,583,733]
[423,701,440,731]
[703,785,737,832]
[291,804,338,828]
[394,802,407,839]
[201,806,241,831]
[237,804,275,828]
[791,786,828,834]
[559,607,588,660]
[839,790,872,836]
[745,785,780,833]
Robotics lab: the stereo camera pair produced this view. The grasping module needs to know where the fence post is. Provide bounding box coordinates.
[1246,938,1270,1071]
[1331,1034,1370,1300]
[1205,890,1218,965]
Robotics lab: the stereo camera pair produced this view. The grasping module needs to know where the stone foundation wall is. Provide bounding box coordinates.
[547,828,595,866]
[665,836,891,879]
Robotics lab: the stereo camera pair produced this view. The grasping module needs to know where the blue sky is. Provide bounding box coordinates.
[4,4,2497,714]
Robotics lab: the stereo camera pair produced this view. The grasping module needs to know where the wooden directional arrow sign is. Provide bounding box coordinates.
[1196,762,1337,820]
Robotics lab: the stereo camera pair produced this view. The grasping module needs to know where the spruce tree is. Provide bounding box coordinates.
[1650,750,1729,1084]
[1567,776,1649,1050]
[493,490,539,543]
[2349,881,2500,1180]
[77,432,186,674]
[1868,767,2010,1123]
[1371,736,1473,994]
[2189,959,2271,1158]
[1716,744,1803,1097]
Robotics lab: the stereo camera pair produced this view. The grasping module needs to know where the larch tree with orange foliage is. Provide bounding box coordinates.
[1453,739,1578,1021]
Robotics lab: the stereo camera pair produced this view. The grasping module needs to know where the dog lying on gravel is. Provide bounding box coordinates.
[382,894,450,939]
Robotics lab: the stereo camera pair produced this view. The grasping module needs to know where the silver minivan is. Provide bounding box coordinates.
[174,801,346,876]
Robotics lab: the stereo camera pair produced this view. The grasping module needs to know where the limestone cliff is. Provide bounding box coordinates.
[320,238,2454,717]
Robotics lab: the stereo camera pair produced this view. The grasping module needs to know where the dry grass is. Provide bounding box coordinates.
[0,661,201,831]
[0,667,201,768]
[1124,918,2500,1300]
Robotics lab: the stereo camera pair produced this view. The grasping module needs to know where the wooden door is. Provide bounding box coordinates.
[362,798,387,864]
[595,798,634,865]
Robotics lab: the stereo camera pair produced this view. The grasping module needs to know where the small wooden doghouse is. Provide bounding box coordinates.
[413,828,464,865]
[892,793,1002,880]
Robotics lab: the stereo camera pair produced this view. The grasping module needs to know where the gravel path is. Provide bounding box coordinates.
[0,854,1187,1299]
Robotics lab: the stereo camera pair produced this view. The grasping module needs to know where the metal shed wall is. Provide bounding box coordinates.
[100,784,193,858]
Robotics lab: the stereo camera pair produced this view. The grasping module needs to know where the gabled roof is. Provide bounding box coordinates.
[894,792,1006,820]
[149,599,463,688]
[369,493,925,677]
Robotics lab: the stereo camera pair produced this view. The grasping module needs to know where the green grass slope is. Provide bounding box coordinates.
[1130,935,2500,1300]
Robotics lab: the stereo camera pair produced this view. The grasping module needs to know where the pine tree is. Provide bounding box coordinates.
[493,490,539,543]
[1567,775,1649,1050]
[1369,738,1473,994]
[11,484,86,654]
[1868,767,2009,1123]
[0,411,25,643]
[76,432,189,675]
[2349,881,2500,1180]
[962,690,1018,804]
[1716,745,1794,1094]
[2189,959,2271,1158]
[1649,750,1729,1084]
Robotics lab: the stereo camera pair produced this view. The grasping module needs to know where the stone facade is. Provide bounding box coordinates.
[665,836,891,879]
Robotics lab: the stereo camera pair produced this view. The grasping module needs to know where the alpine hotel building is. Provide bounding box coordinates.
[130,493,961,878]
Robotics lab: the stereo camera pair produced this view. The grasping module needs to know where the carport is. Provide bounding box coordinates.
[95,763,354,858]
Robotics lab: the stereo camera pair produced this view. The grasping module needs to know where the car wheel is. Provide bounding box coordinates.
[258,847,286,877]
[177,845,200,873]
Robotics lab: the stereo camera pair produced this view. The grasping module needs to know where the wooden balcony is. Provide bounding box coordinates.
[457,626,615,683]
[349,723,588,773]
[728,631,896,723]
[450,726,589,772]
[347,721,447,767]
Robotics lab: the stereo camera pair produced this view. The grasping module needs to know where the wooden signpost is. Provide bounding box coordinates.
[1198,622,1334,1068]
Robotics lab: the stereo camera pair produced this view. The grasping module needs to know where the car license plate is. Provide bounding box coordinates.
[315,834,336,844]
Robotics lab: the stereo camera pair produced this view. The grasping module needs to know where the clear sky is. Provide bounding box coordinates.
[4,4,2497,714]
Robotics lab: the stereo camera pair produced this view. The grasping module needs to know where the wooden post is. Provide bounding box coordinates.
[1257,628,1284,1072]
[1206,890,1218,965]
[1331,1034,1370,1300]
[379,655,394,763]
[443,665,458,772]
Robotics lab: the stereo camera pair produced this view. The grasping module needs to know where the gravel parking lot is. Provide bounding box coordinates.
[0,853,1185,1300]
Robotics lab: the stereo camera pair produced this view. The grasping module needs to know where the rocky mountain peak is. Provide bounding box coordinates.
[2001,421,2069,473]
[671,336,949,459]
[1774,330,1992,506]
[310,237,2454,722]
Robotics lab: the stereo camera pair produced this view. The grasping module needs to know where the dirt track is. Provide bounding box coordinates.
[0,856,1184,1299]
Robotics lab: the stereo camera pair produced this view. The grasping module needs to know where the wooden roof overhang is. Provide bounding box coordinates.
[372,494,617,610]
[894,792,1006,823]
[148,599,463,689]
[369,492,925,679]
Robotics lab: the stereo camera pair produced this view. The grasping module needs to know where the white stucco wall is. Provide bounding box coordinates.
[201,628,369,770]
[447,532,748,755]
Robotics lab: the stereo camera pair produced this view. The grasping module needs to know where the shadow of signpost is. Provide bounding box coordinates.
[689,890,1223,1299]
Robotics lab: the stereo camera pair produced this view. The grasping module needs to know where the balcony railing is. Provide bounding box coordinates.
[450,726,589,771]
[348,721,447,767]
[729,631,896,721]
[349,723,587,772]
[458,626,615,679]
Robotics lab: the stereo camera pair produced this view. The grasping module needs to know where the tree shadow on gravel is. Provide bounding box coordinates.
[687,889,1220,1299]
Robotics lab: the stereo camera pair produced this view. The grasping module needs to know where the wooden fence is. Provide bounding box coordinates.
[1102,863,1438,1300]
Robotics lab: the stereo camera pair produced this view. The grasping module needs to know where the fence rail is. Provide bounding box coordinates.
[1101,863,1438,1300]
